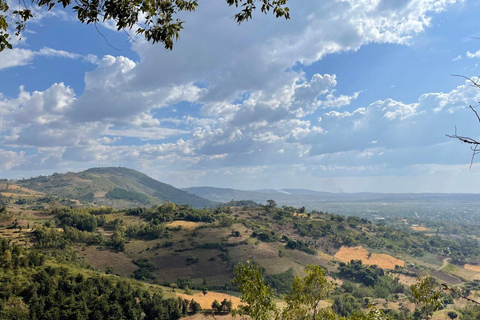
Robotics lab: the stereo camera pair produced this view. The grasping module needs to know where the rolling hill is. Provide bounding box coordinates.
[15,167,216,208]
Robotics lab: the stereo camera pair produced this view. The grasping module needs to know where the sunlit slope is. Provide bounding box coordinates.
[16,167,216,208]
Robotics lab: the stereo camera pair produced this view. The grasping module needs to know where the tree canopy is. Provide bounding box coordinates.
[0,0,290,52]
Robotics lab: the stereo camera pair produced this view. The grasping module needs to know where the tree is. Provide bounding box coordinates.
[447,311,458,320]
[231,261,278,320]
[211,300,221,313]
[0,0,290,52]
[189,299,201,314]
[332,294,362,318]
[220,299,232,313]
[410,276,444,320]
[282,265,336,320]
[266,200,277,208]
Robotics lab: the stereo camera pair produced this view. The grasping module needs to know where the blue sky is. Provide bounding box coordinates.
[2,0,480,192]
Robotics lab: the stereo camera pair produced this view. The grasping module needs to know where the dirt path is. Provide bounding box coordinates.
[437,258,450,271]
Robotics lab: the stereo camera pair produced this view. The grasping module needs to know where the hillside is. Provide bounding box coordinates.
[15,167,215,208]
[2,184,480,319]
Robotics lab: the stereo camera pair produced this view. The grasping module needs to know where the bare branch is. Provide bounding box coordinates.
[442,284,480,305]
[470,105,480,123]
[451,74,480,88]
[94,22,121,51]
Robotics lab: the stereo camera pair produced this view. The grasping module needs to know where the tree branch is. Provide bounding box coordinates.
[442,284,480,305]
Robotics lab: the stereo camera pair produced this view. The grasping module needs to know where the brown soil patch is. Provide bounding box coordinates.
[411,226,429,232]
[334,246,404,270]
[430,270,462,285]
[166,221,204,230]
[176,292,242,310]
[465,264,480,272]
[395,274,418,286]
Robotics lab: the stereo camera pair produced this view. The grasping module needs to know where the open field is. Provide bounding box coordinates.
[75,246,138,277]
[167,221,205,230]
[334,246,404,269]
[465,264,480,272]
[411,226,429,232]
[394,274,418,286]
[430,270,462,285]
[432,308,460,320]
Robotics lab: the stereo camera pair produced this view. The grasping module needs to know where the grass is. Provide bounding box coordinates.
[442,263,459,273]
[74,245,138,277]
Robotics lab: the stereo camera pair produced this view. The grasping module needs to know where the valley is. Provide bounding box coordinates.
[2,168,480,319]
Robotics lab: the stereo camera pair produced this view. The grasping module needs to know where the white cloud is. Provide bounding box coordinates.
[467,49,480,58]
[0,49,35,69]
[107,127,189,141]
[0,47,88,70]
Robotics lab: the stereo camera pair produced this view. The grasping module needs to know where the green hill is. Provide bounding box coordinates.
[2,184,480,319]
[16,167,216,208]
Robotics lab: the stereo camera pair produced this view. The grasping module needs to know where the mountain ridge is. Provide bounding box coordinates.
[15,167,216,208]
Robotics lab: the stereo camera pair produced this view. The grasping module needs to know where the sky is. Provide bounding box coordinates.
[2,0,480,193]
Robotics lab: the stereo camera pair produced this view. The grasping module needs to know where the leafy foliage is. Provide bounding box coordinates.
[265,268,295,295]
[0,236,184,319]
[232,261,278,320]
[282,265,336,320]
[410,276,444,320]
[2,0,289,51]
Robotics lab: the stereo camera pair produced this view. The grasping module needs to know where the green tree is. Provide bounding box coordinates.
[410,276,444,320]
[267,200,277,208]
[0,0,290,52]
[447,311,458,319]
[332,294,362,318]
[212,300,221,313]
[189,299,201,313]
[282,265,335,320]
[232,261,278,320]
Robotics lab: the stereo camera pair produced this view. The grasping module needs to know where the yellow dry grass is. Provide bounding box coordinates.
[411,226,429,232]
[334,246,404,270]
[292,213,308,217]
[167,221,204,230]
[1,192,32,197]
[176,292,242,310]
[0,184,41,194]
[465,264,480,272]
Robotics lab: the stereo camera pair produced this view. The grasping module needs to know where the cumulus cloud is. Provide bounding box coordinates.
[1,0,475,192]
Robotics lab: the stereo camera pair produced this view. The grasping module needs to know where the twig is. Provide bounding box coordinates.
[442,284,480,305]
[451,74,480,88]
[94,22,121,51]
